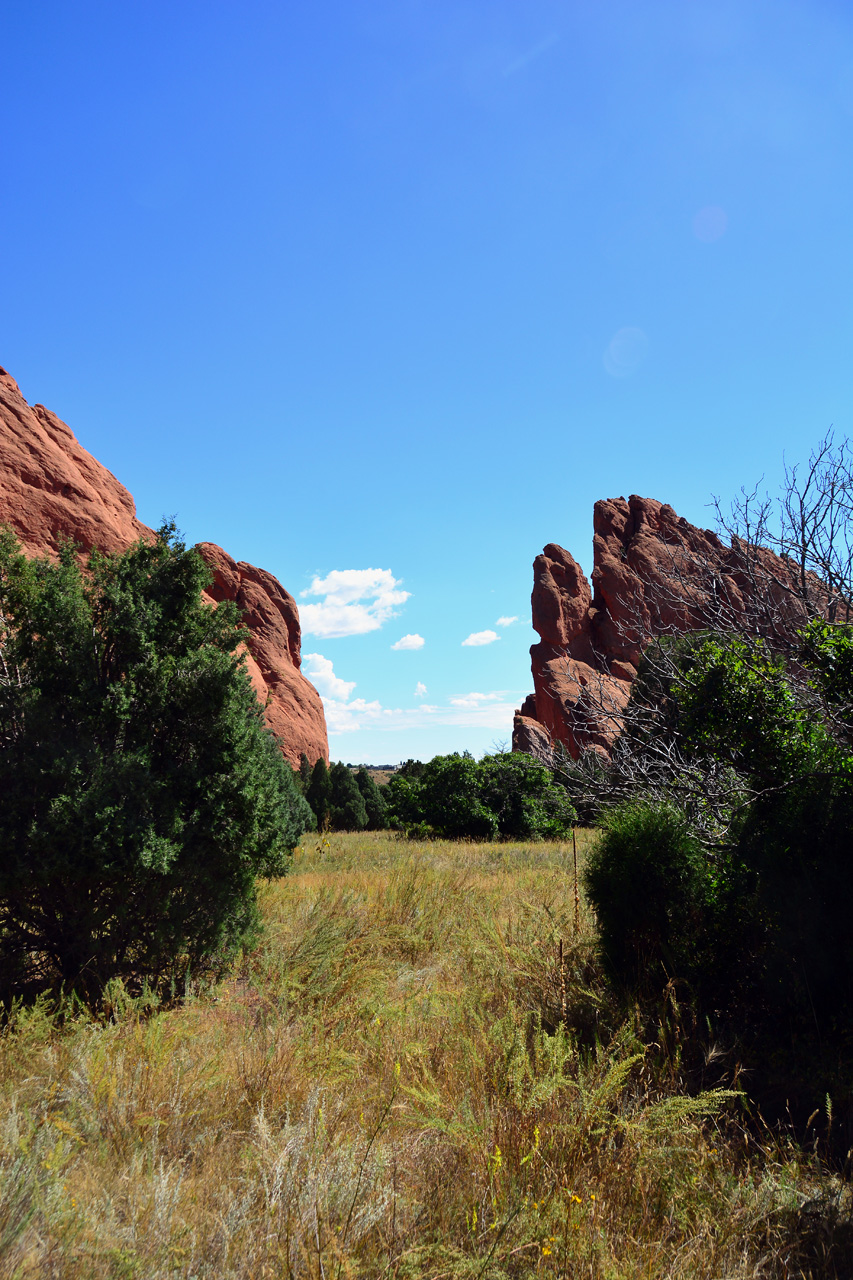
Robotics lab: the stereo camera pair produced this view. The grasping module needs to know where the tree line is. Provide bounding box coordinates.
[296,751,577,840]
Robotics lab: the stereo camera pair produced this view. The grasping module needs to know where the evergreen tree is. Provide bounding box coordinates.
[355,768,387,830]
[0,524,312,1005]
[306,756,332,830]
[298,751,312,793]
[328,762,368,831]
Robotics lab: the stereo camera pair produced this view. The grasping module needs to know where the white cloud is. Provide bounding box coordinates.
[462,629,500,647]
[300,568,409,639]
[391,633,425,651]
[496,615,518,627]
[449,691,502,709]
[323,697,386,734]
[300,635,523,740]
[302,653,357,702]
[325,690,527,736]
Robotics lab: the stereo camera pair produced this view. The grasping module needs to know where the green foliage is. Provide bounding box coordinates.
[0,525,311,1004]
[599,625,853,1130]
[799,619,853,730]
[479,751,577,839]
[306,756,332,829]
[385,751,575,840]
[354,768,387,830]
[395,757,426,780]
[298,751,313,792]
[584,802,718,995]
[672,634,826,790]
[328,762,368,831]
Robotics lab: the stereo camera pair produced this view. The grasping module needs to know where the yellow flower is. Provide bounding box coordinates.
[541,1246,552,1256]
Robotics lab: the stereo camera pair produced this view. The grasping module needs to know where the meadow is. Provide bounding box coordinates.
[0,831,849,1278]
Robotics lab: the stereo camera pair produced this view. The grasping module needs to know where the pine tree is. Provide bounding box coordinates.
[328,762,368,831]
[298,751,312,793]
[355,768,387,830]
[306,756,332,830]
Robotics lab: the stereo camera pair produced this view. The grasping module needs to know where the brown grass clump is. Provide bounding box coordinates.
[0,830,851,1277]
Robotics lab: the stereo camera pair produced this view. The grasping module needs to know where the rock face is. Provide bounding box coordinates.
[0,366,150,558]
[196,543,327,763]
[0,365,327,766]
[513,494,802,759]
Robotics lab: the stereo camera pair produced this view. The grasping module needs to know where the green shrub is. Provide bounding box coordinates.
[0,525,311,1005]
[479,751,576,839]
[584,801,712,993]
[598,626,853,1133]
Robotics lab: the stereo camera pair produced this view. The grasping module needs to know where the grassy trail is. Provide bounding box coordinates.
[0,831,847,1277]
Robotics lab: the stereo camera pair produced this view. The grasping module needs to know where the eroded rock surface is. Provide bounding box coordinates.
[197,543,327,764]
[513,495,803,759]
[0,365,327,766]
[0,366,149,558]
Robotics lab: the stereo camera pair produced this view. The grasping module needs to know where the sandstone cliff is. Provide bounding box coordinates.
[0,365,327,766]
[513,494,807,759]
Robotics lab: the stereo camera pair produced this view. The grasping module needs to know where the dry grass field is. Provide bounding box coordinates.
[0,831,850,1278]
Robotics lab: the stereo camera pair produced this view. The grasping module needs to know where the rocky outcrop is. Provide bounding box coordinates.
[196,543,327,763]
[0,365,327,766]
[513,494,807,760]
[0,366,150,558]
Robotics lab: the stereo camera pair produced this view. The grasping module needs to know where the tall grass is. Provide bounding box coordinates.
[0,831,850,1277]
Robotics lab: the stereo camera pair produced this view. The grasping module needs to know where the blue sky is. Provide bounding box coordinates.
[2,0,851,763]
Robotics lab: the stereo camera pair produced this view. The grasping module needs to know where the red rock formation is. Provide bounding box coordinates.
[0,365,327,766]
[513,495,808,760]
[0,365,150,558]
[196,543,327,764]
